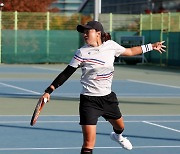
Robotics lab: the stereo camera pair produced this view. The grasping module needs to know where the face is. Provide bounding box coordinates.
[83,29,102,47]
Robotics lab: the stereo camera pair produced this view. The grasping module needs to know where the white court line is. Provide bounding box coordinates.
[143,121,180,133]
[1,115,180,117]
[58,93,180,98]
[0,115,80,117]
[0,120,139,123]
[0,82,40,95]
[127,79,180,89]
[32,66,61,71]
[0,120,180,124]
[32,66,82,74]
[0,115,180,118]
[124,115,180,117]
[0,121,80,123]
[0,145,180,151]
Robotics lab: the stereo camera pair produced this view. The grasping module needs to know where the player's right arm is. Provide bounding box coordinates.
[41,65,77,101]
[41,48,83,101]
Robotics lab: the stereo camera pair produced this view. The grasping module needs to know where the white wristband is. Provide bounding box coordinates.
[141,44,153,53]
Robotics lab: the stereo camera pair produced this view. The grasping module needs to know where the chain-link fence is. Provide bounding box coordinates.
[0,12,179,66]
[99,12,180,66]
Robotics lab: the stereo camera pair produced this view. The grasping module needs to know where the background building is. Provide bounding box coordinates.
[78,0,180,14]
[51,0,84,14]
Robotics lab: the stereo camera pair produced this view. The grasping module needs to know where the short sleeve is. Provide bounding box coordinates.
[69,49,83,68]
[111,40,126,57]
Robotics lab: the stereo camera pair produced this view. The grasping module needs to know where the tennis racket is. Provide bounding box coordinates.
[30,98,48,126]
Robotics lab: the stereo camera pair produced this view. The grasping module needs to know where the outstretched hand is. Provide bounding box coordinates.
[152,41,166,54]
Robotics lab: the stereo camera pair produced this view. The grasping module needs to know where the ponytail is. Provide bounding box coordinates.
[101,32,111,42]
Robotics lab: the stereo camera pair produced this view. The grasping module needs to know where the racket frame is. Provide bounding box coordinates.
[30,98,47,126]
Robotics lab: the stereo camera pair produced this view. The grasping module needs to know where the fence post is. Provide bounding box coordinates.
[179,13,180,31]
[46,12,50,57]
[78,13,81,24]
[160,13,164,42]
[109,13,112,38]
[150,13,152,30]
[14,11,18,55]
[139,14,142,36]
[0,8,2,63]
[166,12,171,65]
[160,13,164,65]
[0,3,4,63]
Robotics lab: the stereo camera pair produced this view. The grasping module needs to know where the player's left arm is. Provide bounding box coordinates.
[121,41,166,56]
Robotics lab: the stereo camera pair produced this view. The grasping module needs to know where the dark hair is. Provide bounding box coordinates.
[101,32,111,42]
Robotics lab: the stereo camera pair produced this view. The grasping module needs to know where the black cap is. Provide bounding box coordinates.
[77,21,105,34]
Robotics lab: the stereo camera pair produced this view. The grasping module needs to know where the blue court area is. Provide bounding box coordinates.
[0,64,180,154]
[0,115,180,154]
[0,64,180,99]
[0,78,180,99]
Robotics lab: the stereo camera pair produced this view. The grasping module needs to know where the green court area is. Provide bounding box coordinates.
[0,97,180,116]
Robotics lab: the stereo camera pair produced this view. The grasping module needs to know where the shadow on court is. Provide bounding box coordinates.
[120,100,180,106]
[0,124,180,142]
[0,92,80,101]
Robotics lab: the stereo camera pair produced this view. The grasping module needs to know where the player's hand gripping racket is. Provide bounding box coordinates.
[30,98,48,126]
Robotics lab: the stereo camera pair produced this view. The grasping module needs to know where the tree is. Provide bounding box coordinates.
[1,0,59,12]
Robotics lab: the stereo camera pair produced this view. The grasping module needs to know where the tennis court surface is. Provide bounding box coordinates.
[0,64,180,154]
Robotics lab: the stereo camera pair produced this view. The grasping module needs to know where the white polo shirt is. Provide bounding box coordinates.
[69,40,126,96]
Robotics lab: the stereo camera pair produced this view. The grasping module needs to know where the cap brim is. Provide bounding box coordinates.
[77,25,92,33]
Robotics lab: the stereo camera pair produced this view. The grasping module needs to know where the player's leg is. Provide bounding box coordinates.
[79,94,102,154]
[81,125,96,154]
[102,92,133,150]
[108,116,124,132]
[108,117,133,150]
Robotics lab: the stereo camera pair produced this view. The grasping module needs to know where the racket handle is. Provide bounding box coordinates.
[43,98,48,103]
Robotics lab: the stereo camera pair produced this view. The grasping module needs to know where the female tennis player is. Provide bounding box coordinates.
[41,21,166,154]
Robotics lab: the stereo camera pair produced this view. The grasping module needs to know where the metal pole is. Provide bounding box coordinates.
[94,0,101,21]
